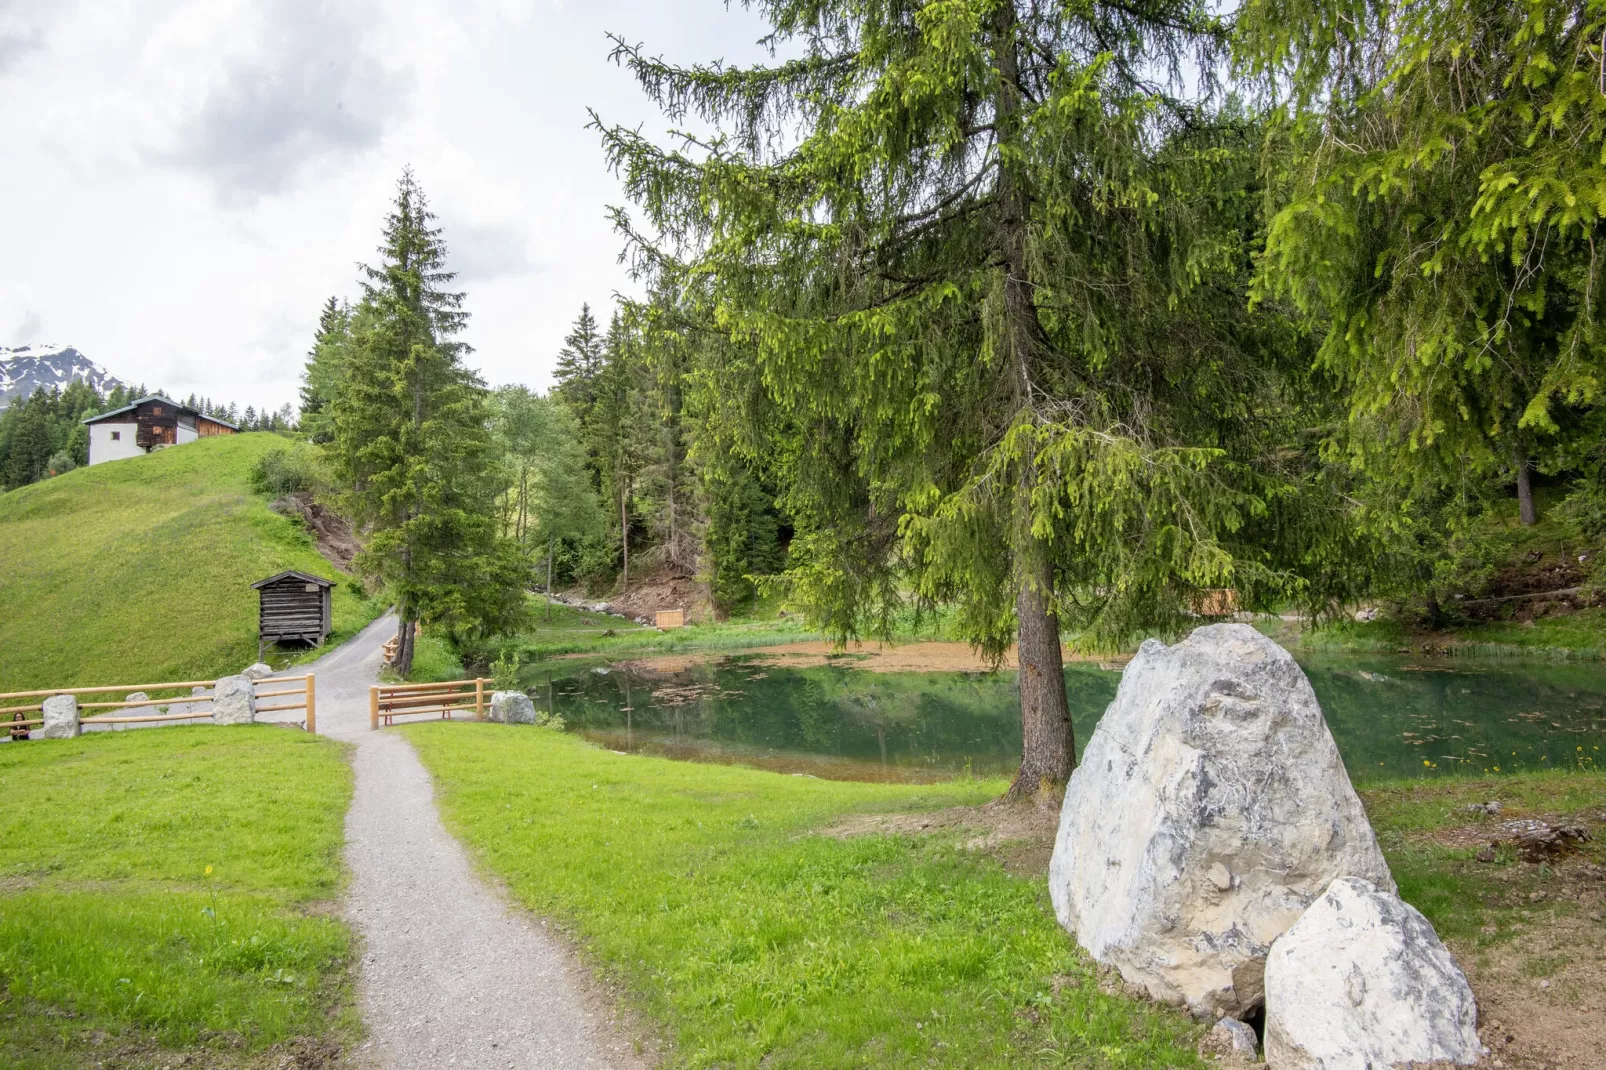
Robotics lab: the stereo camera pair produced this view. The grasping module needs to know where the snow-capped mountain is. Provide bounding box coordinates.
[0,345,129,406]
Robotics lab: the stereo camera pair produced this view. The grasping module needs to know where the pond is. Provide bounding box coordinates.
[521,650,1606,784]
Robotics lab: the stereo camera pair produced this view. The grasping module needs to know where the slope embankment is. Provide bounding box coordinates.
[0,433,378,689]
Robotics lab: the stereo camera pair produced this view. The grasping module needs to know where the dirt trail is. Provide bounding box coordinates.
[265,615,640,1069]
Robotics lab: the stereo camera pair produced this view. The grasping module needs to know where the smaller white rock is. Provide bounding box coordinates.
[490,691,537,725]
[1264,877,1481,1070]
[110,691,151,731]
[38,694,79,739]
[241,663,275,681]
[1213,1017,1258,1057]
[211,675,256,725]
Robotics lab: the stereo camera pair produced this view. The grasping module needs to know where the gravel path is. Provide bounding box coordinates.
[272,614,638,1069]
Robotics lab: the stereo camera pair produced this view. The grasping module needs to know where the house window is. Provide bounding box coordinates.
[152,406,163,415]
[111,431,120,441]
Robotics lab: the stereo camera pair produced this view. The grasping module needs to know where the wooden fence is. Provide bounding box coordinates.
[2,674,317,738]
[381,622,422,667]
[370,679,486,729]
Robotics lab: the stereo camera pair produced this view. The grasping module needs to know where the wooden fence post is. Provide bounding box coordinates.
[369,686,379,731]
[474,678,484,722]
[305,674,317,735]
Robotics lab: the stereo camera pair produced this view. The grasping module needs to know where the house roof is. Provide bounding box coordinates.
[251,570,335,590]
[82,395,240,430]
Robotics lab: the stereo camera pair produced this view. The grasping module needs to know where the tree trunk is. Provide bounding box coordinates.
[620,484,630,591]
[395,612,416,677]
[546,535,555,622]
[992,0,1076,800]
[1516,451,1536,526]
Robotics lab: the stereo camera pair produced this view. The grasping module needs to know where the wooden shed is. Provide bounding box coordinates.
[252,570,333,650]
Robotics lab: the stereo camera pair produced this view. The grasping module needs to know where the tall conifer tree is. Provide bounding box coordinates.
[599,0,1323,796]
[328,170,529,673]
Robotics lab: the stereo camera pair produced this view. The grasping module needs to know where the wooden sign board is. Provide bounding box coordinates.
[655,609,687,630]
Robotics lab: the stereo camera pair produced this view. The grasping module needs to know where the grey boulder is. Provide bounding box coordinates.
[489,691,537,725]
[1048,623,1393,1019]
[211,675,256,725]
[38,694,79,739]
[110,691,152,731]
[1264,877,1481,1069]
[241,663,275,681]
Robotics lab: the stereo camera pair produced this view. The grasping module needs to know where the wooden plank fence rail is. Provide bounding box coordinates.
[0,674,318,737]
[370,678,486,729]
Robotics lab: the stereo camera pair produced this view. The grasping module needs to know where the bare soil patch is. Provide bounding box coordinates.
[271,492,361,573]
[1463,906,1606,1070]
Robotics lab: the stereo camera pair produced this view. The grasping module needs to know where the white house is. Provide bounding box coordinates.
[83,396,237,466]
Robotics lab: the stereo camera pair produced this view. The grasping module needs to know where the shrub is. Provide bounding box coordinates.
[248,444,323,497]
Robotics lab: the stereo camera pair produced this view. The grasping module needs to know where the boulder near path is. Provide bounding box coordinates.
[262,614,641,1070]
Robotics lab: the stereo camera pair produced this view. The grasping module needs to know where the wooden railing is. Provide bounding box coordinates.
[252,674,317,733]
[381,623,421,668]
[370,679,486,729]
[1,674,317,738]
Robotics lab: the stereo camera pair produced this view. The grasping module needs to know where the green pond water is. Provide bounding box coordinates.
[523,651,1606,784]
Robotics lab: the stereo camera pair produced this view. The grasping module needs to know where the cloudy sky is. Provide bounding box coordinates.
[0,0,774,408]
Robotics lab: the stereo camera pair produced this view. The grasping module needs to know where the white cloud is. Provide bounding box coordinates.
[0,0,778,408]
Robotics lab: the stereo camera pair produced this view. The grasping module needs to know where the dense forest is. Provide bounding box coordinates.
[4,0,1599,792]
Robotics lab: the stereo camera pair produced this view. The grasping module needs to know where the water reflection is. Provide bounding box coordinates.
[522,652,1606,784]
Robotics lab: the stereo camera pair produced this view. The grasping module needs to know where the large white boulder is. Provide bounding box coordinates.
[211,675,256,725]
[489,691,536,725]
[1264,877,1481,1069]
[38,694,79,739]
[1048,623,1393,1019]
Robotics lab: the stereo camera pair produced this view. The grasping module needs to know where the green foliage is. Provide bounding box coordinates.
[0,434,383,689]
[596,1,1346,657]
[703,455,784,613]
[491,386,605,574]
[247,441,325,497]
[0,728,355,1061]
[298,296,355,444]
[0,380,108,489]
[1238,0,1606,559]
[326,170,532,667]
[406,725,1206,1068]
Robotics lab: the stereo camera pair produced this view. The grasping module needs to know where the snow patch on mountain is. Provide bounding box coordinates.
[0,345,130,406]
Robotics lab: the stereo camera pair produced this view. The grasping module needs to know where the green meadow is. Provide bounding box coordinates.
[0,433,382,690]
[0,727,358,1067]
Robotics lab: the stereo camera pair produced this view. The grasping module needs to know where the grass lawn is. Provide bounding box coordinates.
[404,722,1205,1069]
[1299,612,1606,660]
[0,727,357,1068]
[0,433,385,691]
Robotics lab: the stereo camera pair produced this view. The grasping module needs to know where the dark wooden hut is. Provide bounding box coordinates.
[252,570,333,651]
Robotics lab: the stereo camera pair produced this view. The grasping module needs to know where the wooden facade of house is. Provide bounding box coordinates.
[252,570,334,649]
[83,396,238,465]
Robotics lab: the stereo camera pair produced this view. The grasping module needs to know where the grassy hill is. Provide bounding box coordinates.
[0,434,382,690]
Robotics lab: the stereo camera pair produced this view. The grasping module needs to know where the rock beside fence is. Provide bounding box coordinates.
[211,676,256,725]
[38,694,78,739]
[490,691,537,725]
[1048,623,1393,1019]
[111,691,151,731]
[242,663,275,681]
[1264,877,1482,1069]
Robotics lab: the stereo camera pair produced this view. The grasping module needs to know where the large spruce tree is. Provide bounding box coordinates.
[328,170,529,673]
[299,296,353,444]
[599,0,1321,796]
